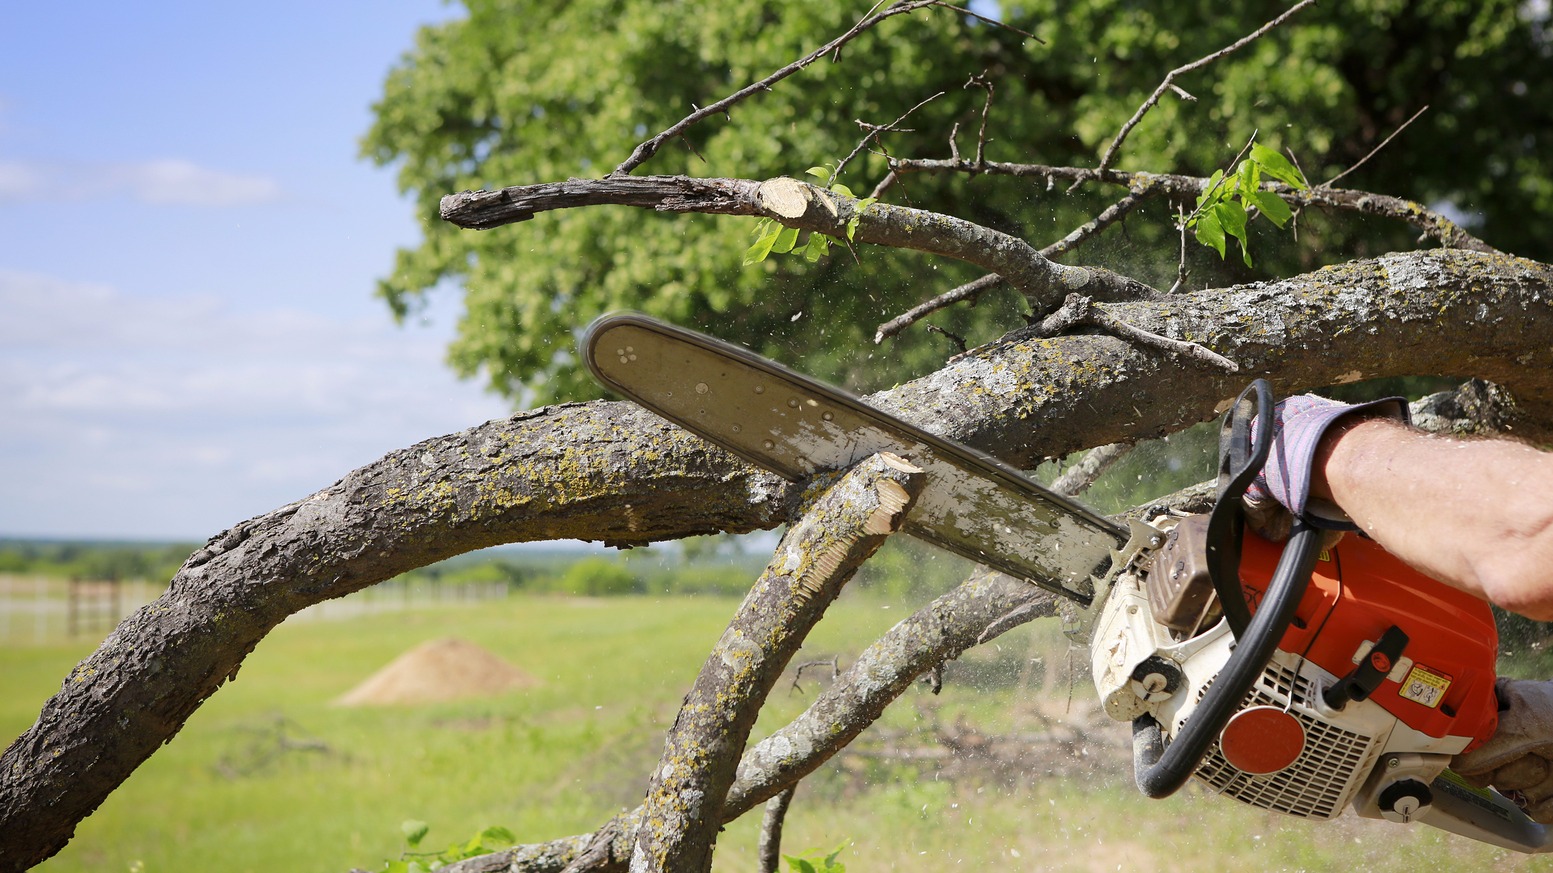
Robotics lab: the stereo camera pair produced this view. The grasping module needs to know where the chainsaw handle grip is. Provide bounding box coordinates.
[1132,520,1323,799]
[1205,379,1274,638]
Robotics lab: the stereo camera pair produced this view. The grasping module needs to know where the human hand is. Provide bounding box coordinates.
[1453,678,1553,823]
[1240,393,1407,540]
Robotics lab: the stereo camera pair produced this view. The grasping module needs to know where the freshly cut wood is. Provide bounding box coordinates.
[336,637,537,706]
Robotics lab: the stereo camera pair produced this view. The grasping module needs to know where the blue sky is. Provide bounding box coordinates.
[0,2,517,540]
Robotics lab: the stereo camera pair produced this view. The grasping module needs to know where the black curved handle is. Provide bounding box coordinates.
[1133,520,1323,798]
[1204,379,1274,638]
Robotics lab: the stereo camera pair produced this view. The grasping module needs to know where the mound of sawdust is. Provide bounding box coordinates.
[336,637,538,706]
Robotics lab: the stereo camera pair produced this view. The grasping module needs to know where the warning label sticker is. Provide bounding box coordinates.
[1400,665,1452,709]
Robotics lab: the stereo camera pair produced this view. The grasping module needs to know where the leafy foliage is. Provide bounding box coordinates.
[786,844,848,873]
[381,821,516,873]
[365,0,1553,404]
[1185,142,1309,266]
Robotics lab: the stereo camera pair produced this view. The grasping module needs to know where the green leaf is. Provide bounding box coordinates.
[1213,201,1252,266]
[829,182,855,199]
[771,224,800,254]
[1193,209,1227,258]
[1213,200,1248,242]
[805,166,831,181]
[1195,169,1225,209]
[1236,157,1260,197]
[480,826,516,845]
[804,235,829,261]
[401,820,430,848]
[1243,189,1293,227]
[1250,143,1307,189]
[743,225,781,265]
[785,859,817,873]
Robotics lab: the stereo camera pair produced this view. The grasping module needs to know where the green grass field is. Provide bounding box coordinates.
[2,593,1543,872]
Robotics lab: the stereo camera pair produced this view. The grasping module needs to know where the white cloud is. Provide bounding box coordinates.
[0,157,281,206]
[110,158,282,206]
[0,271,511,540]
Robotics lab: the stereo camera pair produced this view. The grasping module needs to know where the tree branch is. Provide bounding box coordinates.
[632,453,924,872]
[441,174,1158,314]
[1088,0,1317,179]
[888,159,1500,254]
[611,0,939,176]
[756,788,795,873]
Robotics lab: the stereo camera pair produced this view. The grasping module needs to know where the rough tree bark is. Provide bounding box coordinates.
[3,244,1551,872]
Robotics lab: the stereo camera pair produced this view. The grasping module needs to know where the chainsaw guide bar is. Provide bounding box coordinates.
[583,313,1128,605]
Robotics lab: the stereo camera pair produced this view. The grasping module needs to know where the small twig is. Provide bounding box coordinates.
[924,323,969,353]
[867,168,901,201]
[757,788,797,873]
[1082,0,1317,186]
[1325,104,1430,188]
[1167,204,1190,293]
[1034,293,1239,372]
[875,274,1002,343]
[930,0,1044,42]
[1050,442,1133,496]
[881,157,1499,253]
[790,657,841,693]
[835,90,946,180]
[1039,185,1150,260]
[966,72,995,167]
[612,0,939,176]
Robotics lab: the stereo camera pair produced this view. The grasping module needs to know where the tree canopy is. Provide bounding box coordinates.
[365,0,1551,403]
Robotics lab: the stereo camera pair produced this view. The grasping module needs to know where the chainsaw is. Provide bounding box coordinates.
[581,312,1551,853]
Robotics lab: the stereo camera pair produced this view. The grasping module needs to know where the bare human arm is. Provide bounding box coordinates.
[1313,417,1553,621]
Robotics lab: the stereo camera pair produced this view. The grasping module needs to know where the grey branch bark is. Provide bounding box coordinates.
[631,453,924,872]
[888,159,1499,255]
[5,249,1553,872]
[756,788,794,873]
[439,175,1158,314]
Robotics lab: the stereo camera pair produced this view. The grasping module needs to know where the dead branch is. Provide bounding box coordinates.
[440,174,1158,313]
[874,273,1002,343]
[756,787,795,873]
[1051,442,1133,497]
[440,567,1063,873]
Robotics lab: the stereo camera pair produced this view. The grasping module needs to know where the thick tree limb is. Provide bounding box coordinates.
[6,249,1553,872]
[631,453,924,872]
[439,175,1157,314]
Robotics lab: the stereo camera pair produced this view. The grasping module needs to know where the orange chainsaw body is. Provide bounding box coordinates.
[1237,530,1500,749]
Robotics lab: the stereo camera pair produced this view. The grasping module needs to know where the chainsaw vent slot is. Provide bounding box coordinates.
[1192,660,1380,820]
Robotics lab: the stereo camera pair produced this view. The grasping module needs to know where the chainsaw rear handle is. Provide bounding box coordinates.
[1131,520,1324,798]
